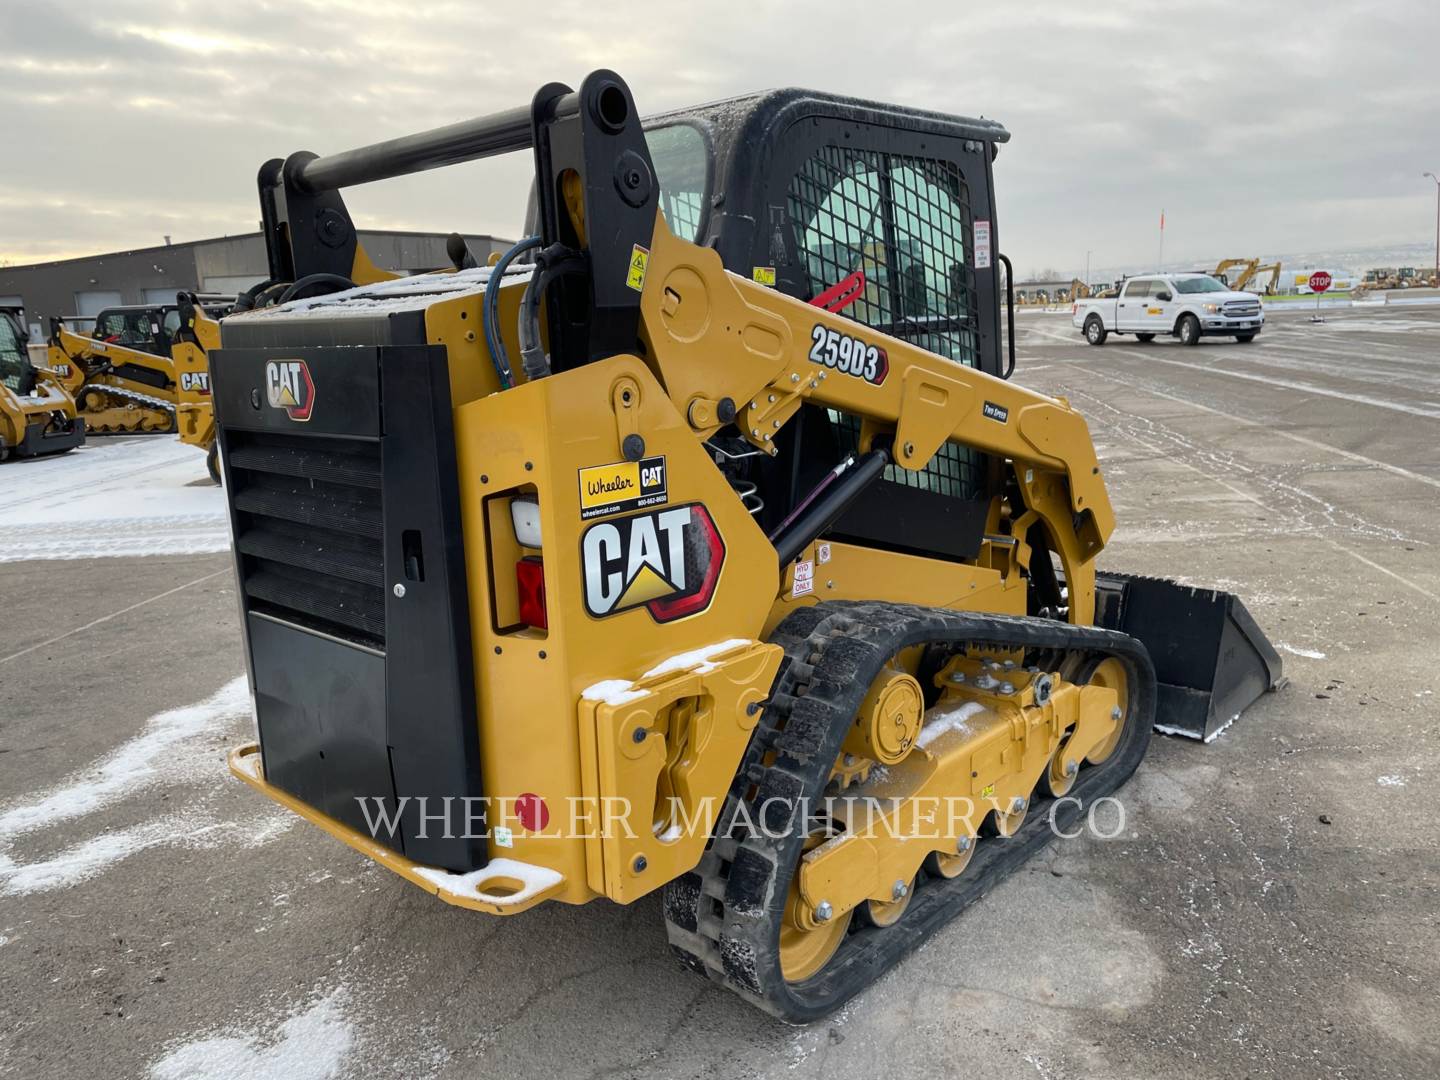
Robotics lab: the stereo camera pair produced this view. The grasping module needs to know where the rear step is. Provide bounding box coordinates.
[1094,572,1285,742]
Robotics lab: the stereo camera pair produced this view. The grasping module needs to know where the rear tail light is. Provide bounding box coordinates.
[516,556,547,629]
[510,496,542,548]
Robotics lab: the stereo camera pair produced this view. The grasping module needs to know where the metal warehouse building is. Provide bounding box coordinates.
[0,230,511,339]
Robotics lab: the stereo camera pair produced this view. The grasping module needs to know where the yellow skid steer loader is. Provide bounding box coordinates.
[48,295,234,477]
[215,73,1282,1020]
[1,306,84,461]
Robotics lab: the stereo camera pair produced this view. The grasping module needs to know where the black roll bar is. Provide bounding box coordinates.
[291,100,575,195]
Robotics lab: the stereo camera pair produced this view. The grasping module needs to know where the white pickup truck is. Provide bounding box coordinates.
[1072,272,1264,346]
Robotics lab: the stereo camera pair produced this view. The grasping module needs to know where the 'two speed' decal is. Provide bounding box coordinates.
[580,503,725,623]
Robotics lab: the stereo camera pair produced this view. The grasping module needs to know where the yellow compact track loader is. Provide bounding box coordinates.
[1,306,85,461]
[48,295,233,476]
[170,293,227,481]
[216,73,1282,1020]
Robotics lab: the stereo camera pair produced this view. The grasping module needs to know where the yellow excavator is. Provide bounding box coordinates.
[216,72,1282,1020]
[1212,257,1259,289]
[1,306,84,461]
[1249,262,1283,295]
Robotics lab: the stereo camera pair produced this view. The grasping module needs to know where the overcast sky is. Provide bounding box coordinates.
[1,0,1436,280]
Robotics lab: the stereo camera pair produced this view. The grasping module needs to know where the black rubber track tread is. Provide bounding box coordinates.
[661,600,1156,1022]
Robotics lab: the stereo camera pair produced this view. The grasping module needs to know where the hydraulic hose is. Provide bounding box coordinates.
[277,273,356,305]
[483,235,540,389]
[518,251,588,383]
[231,279,276,313]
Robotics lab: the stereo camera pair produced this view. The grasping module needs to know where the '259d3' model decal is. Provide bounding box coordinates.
[808,324,889,386]
[581,503,725,622]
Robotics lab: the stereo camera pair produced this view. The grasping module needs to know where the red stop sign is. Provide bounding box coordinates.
[1309,271,1332,293]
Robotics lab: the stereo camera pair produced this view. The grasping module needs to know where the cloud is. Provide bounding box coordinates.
[0,0,1436,275]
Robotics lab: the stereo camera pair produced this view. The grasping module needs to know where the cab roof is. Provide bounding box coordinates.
[646,87,1010,149]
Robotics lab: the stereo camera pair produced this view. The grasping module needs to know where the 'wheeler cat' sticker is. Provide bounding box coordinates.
[577,455,667,520]
[807,324,889,386]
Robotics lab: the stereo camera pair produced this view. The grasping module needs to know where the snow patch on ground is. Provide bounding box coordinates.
[149,988,354,1080]
[0,437,227,562]
[0,676,292,895]
[0,677,249,839]
[1277,642,1327,659]
[1155,713,1238,744]
[1377,775,1406,787]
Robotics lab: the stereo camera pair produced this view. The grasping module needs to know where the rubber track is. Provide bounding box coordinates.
[661,600,1157,1022]
[79,382,176,431]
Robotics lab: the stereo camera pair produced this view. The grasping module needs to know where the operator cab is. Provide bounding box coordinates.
[0,308,36,396]
[635,91,1012,555]
[90,300,232,356]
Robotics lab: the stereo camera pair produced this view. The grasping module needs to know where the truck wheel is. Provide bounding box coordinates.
[1177,314,1201,346]
[1235,333,1256,343]
[1135,333,1155,343]
[1084,316,1107,346]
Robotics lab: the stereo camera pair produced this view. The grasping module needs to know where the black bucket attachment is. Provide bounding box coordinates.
[1094,572,1285,742]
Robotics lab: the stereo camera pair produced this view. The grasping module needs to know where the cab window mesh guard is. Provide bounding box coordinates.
[789,146,979,365]
[793,146,984,499]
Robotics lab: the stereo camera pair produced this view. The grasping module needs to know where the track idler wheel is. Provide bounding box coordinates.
[779,829,854,983]
[1084,657,1129,764]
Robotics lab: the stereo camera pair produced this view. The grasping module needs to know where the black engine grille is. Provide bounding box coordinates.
[228,430,385,649]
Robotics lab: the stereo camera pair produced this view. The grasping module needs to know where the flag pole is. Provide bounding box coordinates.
[1158,209,1165,269]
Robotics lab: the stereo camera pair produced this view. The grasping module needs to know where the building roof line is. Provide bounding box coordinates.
[1,229,507,272]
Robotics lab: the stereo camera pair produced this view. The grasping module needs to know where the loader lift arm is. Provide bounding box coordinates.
[257,72,1103,624]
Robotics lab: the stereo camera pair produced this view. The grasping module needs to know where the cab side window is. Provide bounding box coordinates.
[0,317,33,393]
[1123,278,1151,298]
[645,124,708,243]
[95,312,127,340]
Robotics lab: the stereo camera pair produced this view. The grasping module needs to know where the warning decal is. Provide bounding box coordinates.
[974,220,992,270]
[626,244,650,291]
